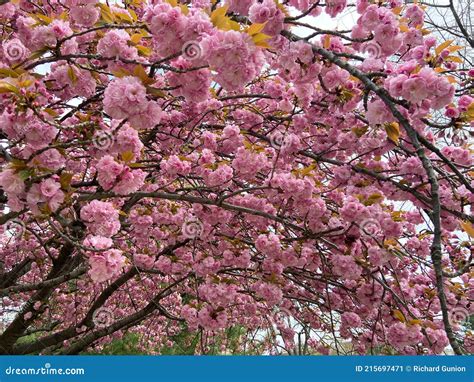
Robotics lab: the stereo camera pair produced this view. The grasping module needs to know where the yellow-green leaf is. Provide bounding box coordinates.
[446,56,463,64]
[274,0,289,16]
[460,221,474,237]
[448,45,463,53]
[130,33,144,44]
[133,65,154,85]
[323,34,331,49]
[391,211,404,222]
[385,122,400,144]
[392,6,403,15]
[211,4,229,23]
[35,13,53,24]
[300,164,316,177]
[228,20,241,31]
[0,68,21,78]
[60,172,74,190]
[18,169,33,181]
[121,150,135,163]
[29,48,48,61]
[128,8,138,21]
[246,23,267,36]
[211,5,230,30]
[67,66,77,84]
[365,193,384,206]
[180,4,189,15]
[435,39,454,55]
[136,45,151,56]
[466,103,474,120]
[99,4,115,23]
[352,125,368,138]
[112,68,131,78]
[18,77,34,88]
[0,81,19,94]
[114,10,133,23]
[399,23,409,33]
[252,32,272,49]
[393,309,406,323]
[146,86,166,98]
[44,108,58,117]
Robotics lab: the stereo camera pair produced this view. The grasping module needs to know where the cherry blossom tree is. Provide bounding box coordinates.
[0,0,472,355]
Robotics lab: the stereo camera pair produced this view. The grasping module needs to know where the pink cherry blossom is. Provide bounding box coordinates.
[70,4,100,27]
[103,76,148,120]
[0,0,471,357]
[89,249,125,283]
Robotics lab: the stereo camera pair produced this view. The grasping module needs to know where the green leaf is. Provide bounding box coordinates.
[18,169,33,181]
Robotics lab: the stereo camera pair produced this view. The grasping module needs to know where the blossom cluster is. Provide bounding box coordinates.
[0,0,471,357]
[103,76,162,129]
